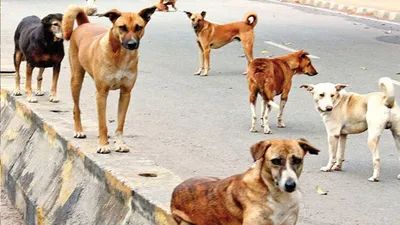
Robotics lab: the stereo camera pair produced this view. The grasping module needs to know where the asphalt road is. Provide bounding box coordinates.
[1,0,400,224]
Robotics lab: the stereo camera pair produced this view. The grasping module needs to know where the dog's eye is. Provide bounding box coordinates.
[135,24,143,32]
[331,94,334,97]
[191,18,195,21]
[292,156,302,165]
[119,25,128,32]
[271,158,282,166]
[52,23,59,27]
[319,93,325,97]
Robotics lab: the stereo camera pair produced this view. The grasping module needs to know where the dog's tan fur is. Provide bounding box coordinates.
[301,77,400,181]
[184,11,257,76]
[62,5,156,153]
[171,139,319,225]
[155,0,177,12]
[247,51,318,134]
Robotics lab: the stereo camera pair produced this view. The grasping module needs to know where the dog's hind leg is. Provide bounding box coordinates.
[390,120,400,180]
[262,100,272,134]
[13,50,23,96]
[277,93,288,128]
[49,63,60,103]
[249,91,258,133]
[35,68,45,96]
[70,57,86,139]
[332,134,347,171]
[194,41,204,75]
[25,63,37,103]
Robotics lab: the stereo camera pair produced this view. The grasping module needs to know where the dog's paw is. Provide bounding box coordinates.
[200,73,208,76]
[250,127,258,133]
[242,71,247,75]
[13,90,22,96]
[35,90,45,96]
[332,164,342,171]
[277,123,286,128]
[194,69,202,75]
[97,145,111,154]
[368,176,379,182]
[27,96,38,103]
[49,95,59,103]
[116,143,131,153]
[74,132,86,139]
[320,166,332,172]
[264,129,272,134]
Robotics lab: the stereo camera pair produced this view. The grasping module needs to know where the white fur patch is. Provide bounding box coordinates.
[268,191,301,224]
[106,70,137,90]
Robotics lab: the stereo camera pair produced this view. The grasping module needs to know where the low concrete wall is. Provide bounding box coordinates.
[0,89,181,225]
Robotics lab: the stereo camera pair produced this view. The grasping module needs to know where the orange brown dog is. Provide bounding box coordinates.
[155,0,177,12]
[247,51,318,134]
[171,139,320,225]
[62,5,156,153]
[184,11,257,76]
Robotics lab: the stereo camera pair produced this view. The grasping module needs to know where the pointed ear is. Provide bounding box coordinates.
[296,50,309,58]
[184,11,192,18]
[97,9,121,23]
[300,84,314,92]
[139,6,157,23]
[201,11,207,18]
[335,84,348,92]
[298,138,320,155]
[41,15,53,26]
[250,141,272,161]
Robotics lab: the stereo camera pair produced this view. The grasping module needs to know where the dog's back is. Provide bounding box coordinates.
[14,16,41,51]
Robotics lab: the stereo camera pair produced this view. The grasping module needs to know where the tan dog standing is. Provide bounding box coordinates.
[184,11,257,76]
[171,139,319,225]
[247,51,318,134]
[301,77,400,181]
[155,0,177,12]
[62,5,156,153]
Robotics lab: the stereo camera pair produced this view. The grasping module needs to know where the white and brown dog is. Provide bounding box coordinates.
[301,77,400,181]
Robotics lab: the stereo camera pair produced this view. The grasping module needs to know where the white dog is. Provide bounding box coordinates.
[301,77,400,182]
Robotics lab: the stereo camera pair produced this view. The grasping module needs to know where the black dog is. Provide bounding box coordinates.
[13,13,64,103]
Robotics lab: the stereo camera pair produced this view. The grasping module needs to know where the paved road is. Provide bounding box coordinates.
[1,0,400,224]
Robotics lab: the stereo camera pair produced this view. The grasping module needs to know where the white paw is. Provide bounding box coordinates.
[368,176,379,182]
[332,164,342,171]
[250,127,258,133]
[49,95,59,103]
[264,129,272,134]
[397,174,400,180]
[194,69,202,75]
[115,143,130,153]
[35,90,45,96]
[13,90,22,96]
[97,145,111,154]
[200,73,208,76]
[73,132,86,139]
[27,96,38,103]
[320,166,332,172]
[277,122,286,128]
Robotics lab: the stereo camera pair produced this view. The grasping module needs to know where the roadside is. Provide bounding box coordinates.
[1,188,25,225]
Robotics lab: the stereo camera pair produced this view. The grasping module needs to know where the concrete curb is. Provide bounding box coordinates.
[0,89,181,225]
[277,0,400,22]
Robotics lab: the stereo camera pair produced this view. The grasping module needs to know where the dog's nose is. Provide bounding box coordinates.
[126,40,139,50]
[313,72,318,75]
[284,179,296,192]
[326,106,333,111]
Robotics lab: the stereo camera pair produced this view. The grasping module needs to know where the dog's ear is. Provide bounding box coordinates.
[184,11,192,18]
[250,141,272,161]
[201,11,207,18]
[300,84,314,92]
[139,6,157,23]
[335,84,348,92]
[54,13,63,21]
[298,138,320,155]
[97,9,121,23]
[41,14,54,26]
[296,50,309,58]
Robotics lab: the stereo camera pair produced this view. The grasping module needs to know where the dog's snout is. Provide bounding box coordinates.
[313,72,318,76]
[326,106,333,111]
[284,179,296,193]
[192,24,199,29]
[127,40,139,50]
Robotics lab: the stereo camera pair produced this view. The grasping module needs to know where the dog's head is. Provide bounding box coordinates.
[289,50,318,76]
[41,13,63,41]
[97,6,157,50]
[251,139,319,193]
[184,11,206,31]
[300,83,348,113]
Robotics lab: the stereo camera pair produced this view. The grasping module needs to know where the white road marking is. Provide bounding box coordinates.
[264,41,320,59]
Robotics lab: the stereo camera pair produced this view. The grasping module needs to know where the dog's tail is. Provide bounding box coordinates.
[379,77,399,108]
[244,12,258,27]
[62,5,92,40]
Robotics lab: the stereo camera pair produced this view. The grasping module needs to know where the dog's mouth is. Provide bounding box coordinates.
[306,72,318,76]
[53,32,63,41]
[318,107,333,113]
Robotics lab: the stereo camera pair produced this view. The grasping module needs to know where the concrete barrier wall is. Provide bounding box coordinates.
[0,89,180,225]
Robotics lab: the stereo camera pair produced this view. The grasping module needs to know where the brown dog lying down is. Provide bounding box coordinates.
[184,11,257,76]
[247,51,318,134]
[171,139,319,225]
[155,0,177,11]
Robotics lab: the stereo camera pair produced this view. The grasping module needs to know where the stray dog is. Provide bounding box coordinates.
[301,77,400,181]
[155,0,177,12]
[171,139,319,225]
[13,13,64,103]
[62,5,156,153]
[247,51,318,134]
[184,11,257,76]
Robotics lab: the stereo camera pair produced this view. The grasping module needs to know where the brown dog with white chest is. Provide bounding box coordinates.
[171,139,319,225]
[247,51,318,134]
[62,5,156,153]
[184,11,257,76]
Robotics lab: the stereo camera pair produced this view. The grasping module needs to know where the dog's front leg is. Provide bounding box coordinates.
[332,134,347,171]
[321,135,339,172]
[201,47,211,76]
[35,68,45,96]
[96,89,111,154]
[194,41,204,75]
[115,87,132,153]
[49,63,61,103]
[25,63,37,103]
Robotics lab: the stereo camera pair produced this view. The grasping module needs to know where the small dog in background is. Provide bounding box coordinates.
[184,11,257,76]
[247,50,318,134]
[155,0,177,12]
[301,77,400,182]
[13,13,64,103]
[171,139,319,225]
